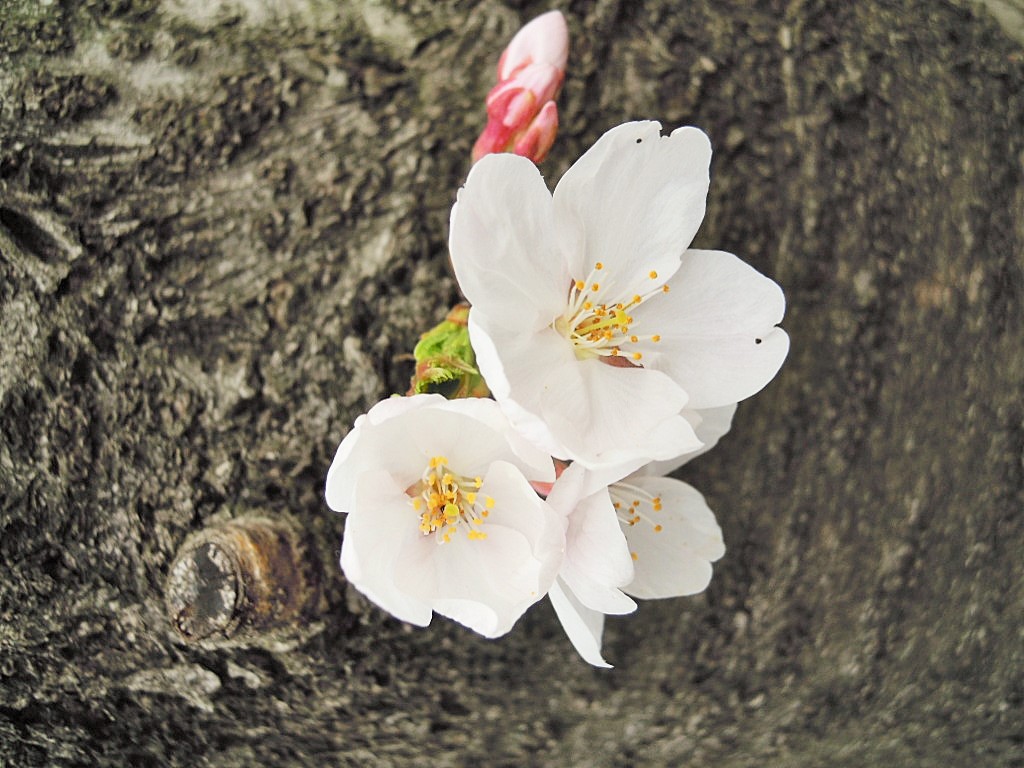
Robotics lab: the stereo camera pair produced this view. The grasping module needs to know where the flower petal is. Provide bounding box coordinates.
[549,578,612,668]
[450,153,568,332]
[552,122,711,299]
[620,475,725,600]
[340,470,434,626]
[539,357,701,467]
[634,249,789,409]
[641,403,738,477]
[326,395,554,515]
[435,397,554,483]
[547,464,637,614]
[326,406,429,513]
[468,312,578,458]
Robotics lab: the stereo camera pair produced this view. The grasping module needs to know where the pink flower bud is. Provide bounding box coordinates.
[472,10,569,164]
[498,10,569,82]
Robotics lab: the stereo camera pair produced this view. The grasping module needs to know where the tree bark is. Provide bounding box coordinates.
[1,1,1021,765]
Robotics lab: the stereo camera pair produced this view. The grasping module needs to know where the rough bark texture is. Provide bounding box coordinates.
[1,1,1022,765]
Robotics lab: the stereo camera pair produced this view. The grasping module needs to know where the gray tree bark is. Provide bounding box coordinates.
[1,1,1022,765]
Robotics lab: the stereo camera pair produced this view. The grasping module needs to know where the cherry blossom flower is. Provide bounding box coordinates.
[472,10,569,164]
[325,394,564,638]
[545,405,735,666]
[450,121,789,469]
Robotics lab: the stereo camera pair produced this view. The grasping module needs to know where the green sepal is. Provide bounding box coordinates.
[408,305,490,399]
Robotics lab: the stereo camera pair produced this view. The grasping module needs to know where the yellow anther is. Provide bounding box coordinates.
[631,552,639,561]
[474,477,482,487]
[652,335,661,342]
[412,497,423,511]
[591,282,600,292]
[632,295,642,304]
[649,270,658,279]
[583,301,593,310]
[481,510,489,518]
[662,284,670,293]
[575,280,585,291]
[595,262,604,270]
[654,525,663,533]
[485,496,495,509]
[630,335,639,343]
[465,492,477,504]
[632,352,642,360]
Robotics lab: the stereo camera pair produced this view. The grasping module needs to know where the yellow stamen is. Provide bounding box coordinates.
[412,456,496,544]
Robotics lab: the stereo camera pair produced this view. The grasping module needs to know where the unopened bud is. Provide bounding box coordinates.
[472,10,569,164]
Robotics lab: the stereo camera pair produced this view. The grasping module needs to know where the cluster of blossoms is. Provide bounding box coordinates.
[325,13,789,666]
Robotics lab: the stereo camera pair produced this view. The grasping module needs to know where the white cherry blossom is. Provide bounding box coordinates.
[449,120,788,468]
[325,394,564,638]
[545,405,734,666]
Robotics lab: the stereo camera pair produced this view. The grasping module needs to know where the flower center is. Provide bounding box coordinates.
[555,262,667,362]
[409,455,493,544]
[610,481,664,561]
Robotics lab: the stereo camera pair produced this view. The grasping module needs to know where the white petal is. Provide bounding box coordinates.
[634,249,789,409]
[449,153,568,333]
[412,398,549,482]
[553,122,711,299]
[549,578,612,668]
[539,358,699,467]
[340,470,434,626]
[480,460,566,579]
[468,311,578,458]
[554,472,637,615]
[325,404,430,513]
[642,403,738,477]
[620,476,725,600]
[328,394,553,518]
